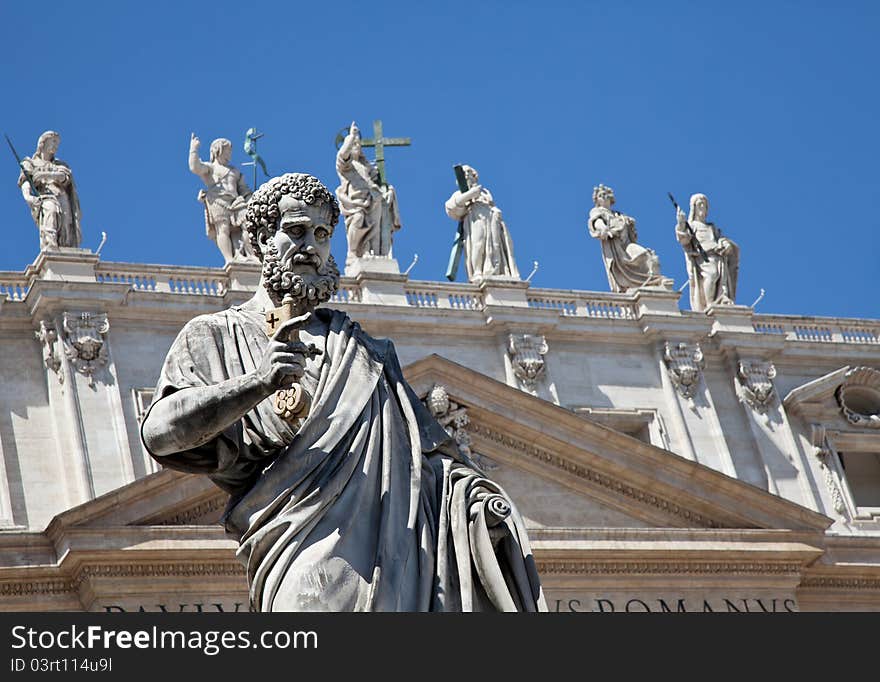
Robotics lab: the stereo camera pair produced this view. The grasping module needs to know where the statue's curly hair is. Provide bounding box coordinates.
[592,183,615,206]
[244,173,340,260]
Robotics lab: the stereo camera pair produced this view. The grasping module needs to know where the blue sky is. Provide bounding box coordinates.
[1,1,877,318]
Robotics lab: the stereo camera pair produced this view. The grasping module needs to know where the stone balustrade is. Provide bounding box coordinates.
[404,281,484,310]
[95,262,226,296]
[753,314,880,345]
[329,280,363,304]
[0,274,29,302]
[527,287,638,320]
[0,256,878,349]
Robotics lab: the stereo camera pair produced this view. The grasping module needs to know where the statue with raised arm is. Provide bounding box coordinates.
[444,165,519,282]
[588,184,669,292]
[675,193,740,311]
[335,122,402,271]
[16,131,82,250]
[189,133,255,263]
[141,172,544,613]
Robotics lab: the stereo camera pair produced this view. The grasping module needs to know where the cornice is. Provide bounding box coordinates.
[537,560,804,576]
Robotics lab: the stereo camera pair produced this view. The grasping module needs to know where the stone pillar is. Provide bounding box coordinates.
[658,340,737,477]
[57,312,136,499]
[733,355,821,509]
[707,305,821,508]
[0,421,17,527]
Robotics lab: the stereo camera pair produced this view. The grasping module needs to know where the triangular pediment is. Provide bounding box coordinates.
[45,354,833,536]
[405,354,832,531]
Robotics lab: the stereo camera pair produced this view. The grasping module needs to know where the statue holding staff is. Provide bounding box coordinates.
[11,131,82,250]
[444,164,519,282]
[674,192,739,311]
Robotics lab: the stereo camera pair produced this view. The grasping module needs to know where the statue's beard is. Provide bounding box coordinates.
[261,240,339,308]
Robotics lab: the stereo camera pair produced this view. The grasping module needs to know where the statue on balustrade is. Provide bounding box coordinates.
[674,193,739,312]
[141,172,545,613]
[335,122,402,272]
[16,131,82,250]
[189,132,256,263]
[588,184,670,292]
[444,165,519,282]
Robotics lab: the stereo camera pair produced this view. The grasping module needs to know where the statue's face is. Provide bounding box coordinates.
[694,197,708,221]
[217,146,232,165]
[595,191,613,209]
[271,195,334,275]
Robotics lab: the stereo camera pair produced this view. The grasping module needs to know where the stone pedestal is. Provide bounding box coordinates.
[26,248,99,283]
[344,254,400,277]
[355,270,409,306]
[709,304,785,356]
[634,287,682,317]
[223,259,261,292]
[479,278,530,308]
[706,304,755,334]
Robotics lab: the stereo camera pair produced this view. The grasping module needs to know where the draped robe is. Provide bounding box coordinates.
[142,305,545,612]
[445,189,519,282]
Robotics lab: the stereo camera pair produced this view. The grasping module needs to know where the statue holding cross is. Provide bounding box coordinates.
[335,120,409,274]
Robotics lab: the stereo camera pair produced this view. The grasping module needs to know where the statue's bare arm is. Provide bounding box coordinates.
[142,316,310,457]
[188,133,213,184]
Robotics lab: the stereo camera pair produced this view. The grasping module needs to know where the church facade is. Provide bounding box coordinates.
[0,248,878,611]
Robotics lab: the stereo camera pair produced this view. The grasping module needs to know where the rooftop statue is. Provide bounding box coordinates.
[445,164,519,282]
[588,184,670,292]
[15,131,82,250]
[141,172,545,612]
[335,122,402,273]
[189,133,256,263]
[674,193,740,312]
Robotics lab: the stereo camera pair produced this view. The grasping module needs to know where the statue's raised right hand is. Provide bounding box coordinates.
[190,132,200,151]
[676,207,687,226]
[256,313,312,390]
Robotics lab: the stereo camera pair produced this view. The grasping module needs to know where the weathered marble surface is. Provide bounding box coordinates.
[140,173,545,612]
[189,133,255,263]
[588,184,670,292]
[335,123,402,274]
[445,165,519,282]
[17,131,82,250]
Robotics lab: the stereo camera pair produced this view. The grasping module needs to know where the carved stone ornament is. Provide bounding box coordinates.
[422,384,495,470]
[736,359,777,413]
[811,424,847,515]
[62,312,110,387]
[508,333,549,394]
[34,320,62,381]
[663,342,705,400]
[835,366,880,429]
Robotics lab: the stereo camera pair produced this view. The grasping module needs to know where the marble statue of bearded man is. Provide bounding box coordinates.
[141,173,545,613]
[675,193,740,312]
